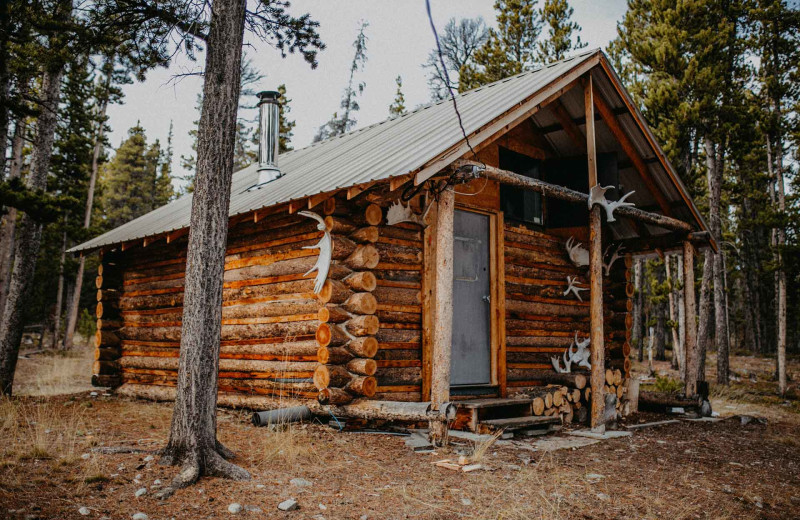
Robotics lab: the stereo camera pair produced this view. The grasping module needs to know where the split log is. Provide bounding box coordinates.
[507,370,587,389]
[313,364,352,389]
[346,358,377,376]
[532,397,545,415]
[552,389,564,407]
[342,271,377,292]
[605,369,614,386]
[344,315,380,336]
[317,387,353,405]
[613,369,622,386]
[345,375,377,397]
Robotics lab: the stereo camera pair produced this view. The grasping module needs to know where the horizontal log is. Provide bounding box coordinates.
[349,226,379,244]
[344,315,380,336]
[344,244,380,270]
[96,329,120,348]
[345,376,377,397]
[342,271,377,292]
[456,160,694,232]
[372,286,421,306]
[117,383,315,410]
[316,346,352,365]
[121,356,318,373]
[313,364,352,389]
[323,400,444,421]
[324,216,357,234]
[316,323,350,348]
[318,305,351,324]
[345,337,379,358]
[224,256,350,284]
[376,366,421,386]
[317,387,353,405]
[342,292,377,315]
[346,358,377,376]
[375,242,422,264]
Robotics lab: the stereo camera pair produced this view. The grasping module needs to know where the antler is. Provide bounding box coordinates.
[298,211,332,294]
[563,275,588,301]
[588,184,636,222]
[603,244,625,276]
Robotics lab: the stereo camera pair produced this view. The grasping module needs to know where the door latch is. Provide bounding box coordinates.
[482,295,491,303]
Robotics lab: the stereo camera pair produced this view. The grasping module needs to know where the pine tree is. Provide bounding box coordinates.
[461,0,543,90]
[537,0,586,64]
[98,124,170,230]
[389,75,407,117]
[314,21,369,141]
[277,83,294,152]
[422,17,488,99]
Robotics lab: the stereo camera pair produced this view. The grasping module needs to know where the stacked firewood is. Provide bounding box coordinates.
[313,201,383,406]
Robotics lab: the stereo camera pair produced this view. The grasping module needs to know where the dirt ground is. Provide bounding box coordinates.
[1,347,799,520]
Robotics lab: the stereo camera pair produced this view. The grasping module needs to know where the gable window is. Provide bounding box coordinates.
[499,147,543,226]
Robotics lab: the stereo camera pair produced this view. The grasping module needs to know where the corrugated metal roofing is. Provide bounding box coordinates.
[70,49,704,253]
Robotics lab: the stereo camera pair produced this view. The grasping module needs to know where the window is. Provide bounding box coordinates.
[499,147,543,226]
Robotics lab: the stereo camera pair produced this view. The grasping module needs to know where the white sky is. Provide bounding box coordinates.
[106,0,628,190]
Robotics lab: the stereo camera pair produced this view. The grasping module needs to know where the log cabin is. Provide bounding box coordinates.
[71,49,713,434]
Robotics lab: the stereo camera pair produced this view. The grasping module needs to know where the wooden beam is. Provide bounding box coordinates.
[429,188,454,446]
[347,183,373,200]
[550,99,586,152]
[421,199,438,401]
[683,241,698,397]
[390,174,413,192]
[451,160,693,233]
[308,192,335,209]
[538,107,628,135]
[585,74,606,431]
[591,88,673,217]
[288,199,305,214]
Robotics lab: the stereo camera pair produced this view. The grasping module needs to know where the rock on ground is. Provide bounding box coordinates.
[278,499,299,511]
[228,503,243,514]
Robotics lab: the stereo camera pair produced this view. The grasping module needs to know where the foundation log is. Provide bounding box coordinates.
[345,375,377,397]
[317,387,353,405]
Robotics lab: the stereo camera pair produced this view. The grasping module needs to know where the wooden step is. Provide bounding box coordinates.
[480,415,560,431]
[456,397,533,410]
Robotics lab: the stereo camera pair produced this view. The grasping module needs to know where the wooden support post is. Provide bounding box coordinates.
[682,241,698,397]
[429,188,454,445]
[585,74,606,431]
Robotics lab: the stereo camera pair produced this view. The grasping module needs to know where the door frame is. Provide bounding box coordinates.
[422,202,507,399]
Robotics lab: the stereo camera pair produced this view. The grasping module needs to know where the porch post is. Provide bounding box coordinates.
[585,73,606,430]
[682,241,698,397]
[429,188,454,445]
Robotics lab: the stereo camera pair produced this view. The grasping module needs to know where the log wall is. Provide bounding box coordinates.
[504,223,632,395]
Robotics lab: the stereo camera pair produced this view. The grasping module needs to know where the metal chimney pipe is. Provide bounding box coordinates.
[256,90,281,184]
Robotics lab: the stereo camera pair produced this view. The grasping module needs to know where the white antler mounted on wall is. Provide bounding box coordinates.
[603,243,625,276]
[551,332,591,374]
[386,200,422,226]
[565,237,590,268]
[588,184,636,223]
[298,211,331,294]
[563,275,588,301]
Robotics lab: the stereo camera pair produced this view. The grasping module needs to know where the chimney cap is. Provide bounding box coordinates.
[257,90,281,103]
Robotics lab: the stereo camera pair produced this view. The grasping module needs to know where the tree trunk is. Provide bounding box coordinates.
[0,117,26,316]
[705,137,729,385]
[63,58,113,351]
[768,135,787,396]
[697,251,713,381]
[654,262,666,361]
[158,0,250,493]
[632,258,643,359]
[0,40,68,395]
[51,229,68,348]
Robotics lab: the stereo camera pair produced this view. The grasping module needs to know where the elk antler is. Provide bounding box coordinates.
[563,275,589,301]
[298,211,332,294]
[603,243,625,276]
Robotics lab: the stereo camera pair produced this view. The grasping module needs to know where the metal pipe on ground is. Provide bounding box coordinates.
[252,405,312,427]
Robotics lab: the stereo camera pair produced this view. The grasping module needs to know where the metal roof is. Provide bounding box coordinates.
[70,49,705,253]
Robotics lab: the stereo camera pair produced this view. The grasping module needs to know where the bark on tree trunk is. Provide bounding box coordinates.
[654,262,666,361]
[632,258,643,359]
[768,135,787,396]
[697,251,713,381]
[51,229,68,348]
[63,59,113,351]
[0,42,67,395]
[683,242,698,397]
[0,117,27,316]
[158,0,250,493]
[704,137,729,385]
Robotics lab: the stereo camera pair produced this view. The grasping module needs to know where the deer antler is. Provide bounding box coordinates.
[563,275,588,301]
[565,236,590,268]
[588,184,636,222]
[603,243,625,276]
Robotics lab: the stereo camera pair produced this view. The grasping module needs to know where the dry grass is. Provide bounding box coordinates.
[14,345,93,396]
[467,429,503,463]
